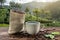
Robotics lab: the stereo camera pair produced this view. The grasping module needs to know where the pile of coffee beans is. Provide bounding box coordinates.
[9,30,52,40]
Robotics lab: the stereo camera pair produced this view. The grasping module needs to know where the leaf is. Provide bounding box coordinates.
[45,34,54,39]
[51,32,60,35]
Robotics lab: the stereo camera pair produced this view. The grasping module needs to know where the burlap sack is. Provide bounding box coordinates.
[8,10,25,34]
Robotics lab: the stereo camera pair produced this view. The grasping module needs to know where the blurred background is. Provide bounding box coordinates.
[0,0,60,27]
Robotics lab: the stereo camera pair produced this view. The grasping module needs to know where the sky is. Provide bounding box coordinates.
[5,0,58,5]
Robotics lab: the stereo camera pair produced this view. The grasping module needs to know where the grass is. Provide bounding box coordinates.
[0,24,9,27]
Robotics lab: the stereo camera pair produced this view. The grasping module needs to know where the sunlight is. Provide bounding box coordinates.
[19,0,58,3]
[6,0,58,4]
[19,0,33,3]
[36,0,57,2]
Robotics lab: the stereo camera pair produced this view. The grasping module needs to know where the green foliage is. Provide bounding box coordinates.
[45,1,60,21]
[0,0,6,3]
[25,12,60,27]
[25,7,30,13]
[44,21,60,27]
[25,13,37,22]
[0,0,6,8]
[0,8,9,24]
[45,32,60,40]
[33,9,52,20]
[33,8,40,17]
[38,18,52,23]
[51,32,60,35]
[45,31,60,40]
[45,34,54,39]
[25,13,52,23]
[9,1,21,9]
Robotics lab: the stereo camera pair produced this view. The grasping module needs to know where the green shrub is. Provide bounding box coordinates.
[25,13,53,23]
[25,13,60,27]
[0,8,9,24]
[38,18,53,23]
[25,13,37,22]
[44,22,60,27]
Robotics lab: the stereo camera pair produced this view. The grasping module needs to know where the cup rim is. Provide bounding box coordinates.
[26,21,40,24]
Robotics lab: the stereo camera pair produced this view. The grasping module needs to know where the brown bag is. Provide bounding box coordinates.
[8,9,25,34]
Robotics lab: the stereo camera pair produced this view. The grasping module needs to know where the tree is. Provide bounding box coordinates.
[0,9,8,23]
[0,0,6,8]
[9,1,21,9]
[33,8,40,17]
[9,1,15,8]
[45,1,60,21]
[33,8,41,21]
[25,7,30,13]
[44,11,52,20]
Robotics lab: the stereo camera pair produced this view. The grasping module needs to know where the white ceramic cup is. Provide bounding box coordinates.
[25,21,40,35]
